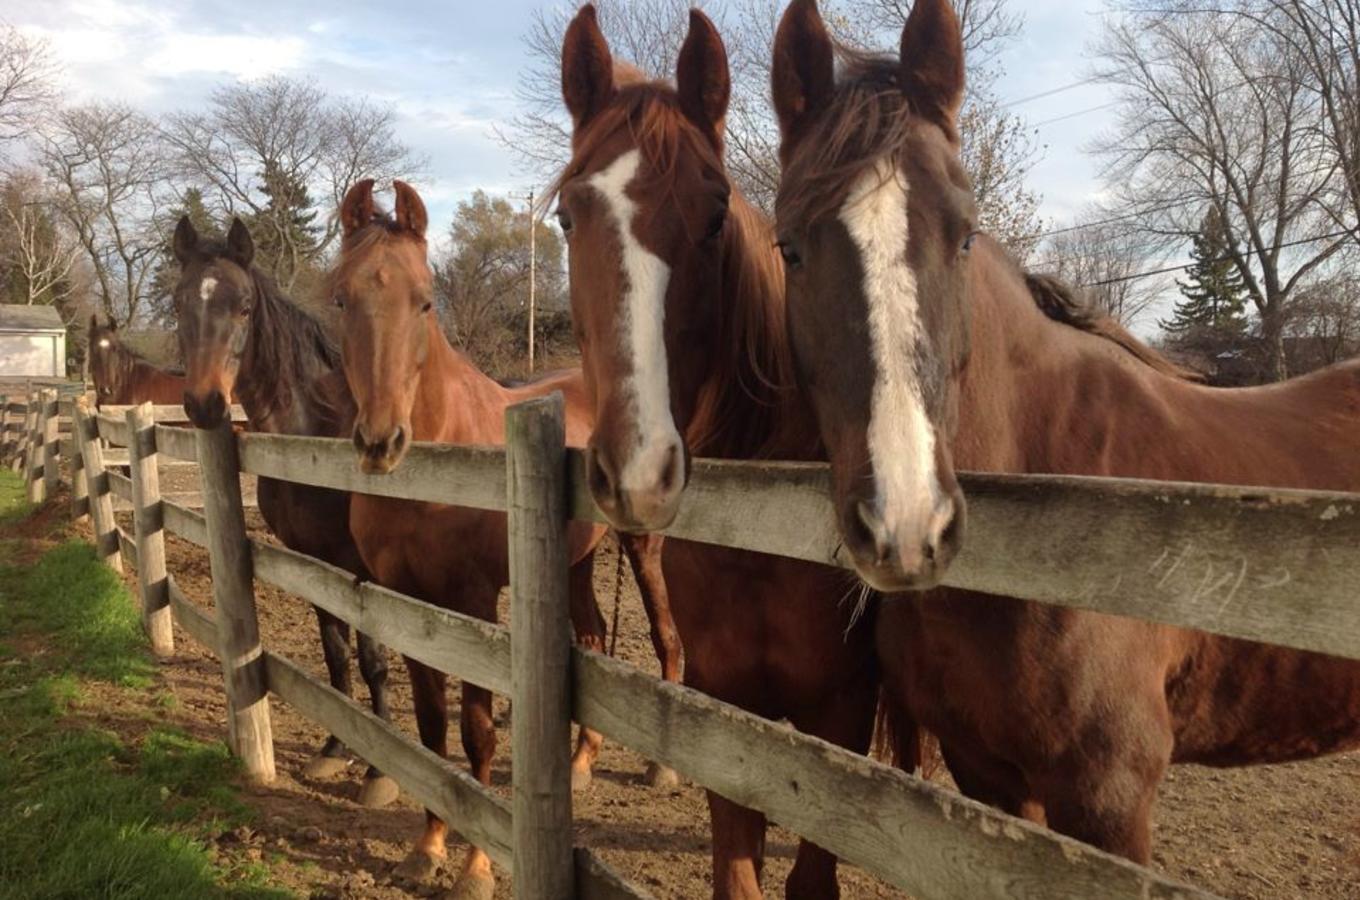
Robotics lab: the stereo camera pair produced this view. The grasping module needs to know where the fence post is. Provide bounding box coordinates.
[9,396,24,473]
[506,393,574,900]
[26,393,44,503]
[0,394,9,462]
[73,398,122,573]
[70,408,89,523]
[127,403,173,657]
[42,389,59,498]
[196,420,275,783]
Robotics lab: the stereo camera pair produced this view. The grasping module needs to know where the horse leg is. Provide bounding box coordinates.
[619,531,682,789]
[783,666,880,900]
[303,607,354,779]
[709,791,767,900]
[395,658,450,882]
[1039,743,1168,864]
[452,680,497,900]
[939,741,1040,822]
[355,629,399,808]
[567,553,605,794]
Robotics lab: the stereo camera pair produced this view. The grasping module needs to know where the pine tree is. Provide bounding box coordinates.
[149,188,222,323]
[245,162,320,290]
[1162,208,1249,334]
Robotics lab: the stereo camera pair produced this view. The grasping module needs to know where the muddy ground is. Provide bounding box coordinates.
[84,463,1360,899]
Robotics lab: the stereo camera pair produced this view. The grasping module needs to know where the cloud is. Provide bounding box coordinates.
[145,33,307,79]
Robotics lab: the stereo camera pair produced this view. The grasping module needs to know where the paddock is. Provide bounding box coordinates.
[3,389,1360,898]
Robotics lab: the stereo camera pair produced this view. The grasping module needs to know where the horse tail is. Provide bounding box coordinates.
[870,688,940,779]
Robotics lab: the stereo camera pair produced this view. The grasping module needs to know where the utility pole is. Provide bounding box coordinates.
[528,189,536,375]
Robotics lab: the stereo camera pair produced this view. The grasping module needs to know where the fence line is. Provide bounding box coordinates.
[7,392,1261,898]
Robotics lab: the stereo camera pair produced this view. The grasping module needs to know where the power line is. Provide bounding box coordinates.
[1031,101,1122,128]
[1079,227,1356,288]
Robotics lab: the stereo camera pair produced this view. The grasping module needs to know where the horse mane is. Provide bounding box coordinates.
[776,50,926,231]
[197,237,343,421]
[550,75,804,459]
[1024,272,1202,381]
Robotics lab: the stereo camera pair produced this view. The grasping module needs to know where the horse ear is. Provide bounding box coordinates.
[89,313,98,335]
[561,4,615,135]
[173,215,198,264]
[899,0,965,137]
[226,218,255,268]
[772,0,836,165]
[340,179,376,238]
[392,180,428,239]
[676,9,730,149]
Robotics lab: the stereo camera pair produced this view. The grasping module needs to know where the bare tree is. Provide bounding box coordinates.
[0,170,80,311]
[1041,211,1164,326]
[37,103,168,326]
[0,23,59,149]
[1286,273,1360,367]
[1093,8,1348,380]
[502,0,1042,246]
[161,77,421,291]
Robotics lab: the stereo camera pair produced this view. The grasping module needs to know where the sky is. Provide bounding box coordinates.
[9,0,1142,314]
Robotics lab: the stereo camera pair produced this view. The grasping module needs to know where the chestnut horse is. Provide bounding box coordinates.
[770,0,1360,863]
[556,8,883,898]
[87,315,187,408]
[172,217,399,808]
[331,179,680,898]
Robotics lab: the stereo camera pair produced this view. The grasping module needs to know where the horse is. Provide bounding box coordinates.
[171,217,400,809]
[87,314,188,409]
[769,0,1360,863]
[555,8,885,898]
[330,178,681,898]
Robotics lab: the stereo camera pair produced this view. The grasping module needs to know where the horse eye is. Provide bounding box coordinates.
[421,301,433,314]
[334,294,345,310]
[777,240,802,268]
[704,208,727,241]
[556,207,573,235]
[962,231,979,255]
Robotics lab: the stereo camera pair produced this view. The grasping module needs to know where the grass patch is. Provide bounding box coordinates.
[0,469,291,900]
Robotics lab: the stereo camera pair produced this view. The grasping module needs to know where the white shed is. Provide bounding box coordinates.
[0,306,67,378]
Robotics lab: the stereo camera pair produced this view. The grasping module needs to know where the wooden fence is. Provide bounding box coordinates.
[10,389,1360,899]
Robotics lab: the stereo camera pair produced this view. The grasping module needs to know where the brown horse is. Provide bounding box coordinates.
[331,179,681,898]
[172,217,399,809]
[87,314,187,408]
[770,0,1360,863]
[556,8,883,898]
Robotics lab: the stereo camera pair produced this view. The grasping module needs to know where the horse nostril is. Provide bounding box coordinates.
[854,500,893,564]
[658,443,682,494]
[353,427,368,454]
[391,425,408,455]
[587,447,616,502]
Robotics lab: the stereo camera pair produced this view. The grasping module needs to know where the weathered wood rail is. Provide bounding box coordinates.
[21,385,1360,899]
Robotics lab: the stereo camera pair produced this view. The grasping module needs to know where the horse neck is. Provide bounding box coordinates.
[686,194,818,461]
[409,315,506,445]
[236,272,336,436]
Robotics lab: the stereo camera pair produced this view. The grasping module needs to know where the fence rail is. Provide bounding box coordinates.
[19,388,1345,898]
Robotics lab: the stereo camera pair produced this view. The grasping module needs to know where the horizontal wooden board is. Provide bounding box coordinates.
[237,432,507,510]
[107,470,133,503]
[263,651,513,866]
[566,454,1360,662]
[154,425,199,461]
[162,499,209,548]
[250,540,512,695]
[168,577,218,649]
[116,527,138,566]
[573,649,1215,900]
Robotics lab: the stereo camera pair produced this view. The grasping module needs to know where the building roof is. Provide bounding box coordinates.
[0,305,65,332]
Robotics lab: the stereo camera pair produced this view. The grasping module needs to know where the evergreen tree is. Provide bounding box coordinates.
[245,161,321,291]
[148,188,221,323]
[1162,208,1249,334]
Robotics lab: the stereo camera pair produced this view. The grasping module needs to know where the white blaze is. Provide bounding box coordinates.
[199,276,218,303]
[588,149,681,494]
[840,159,942,541]
[97,339,110,348]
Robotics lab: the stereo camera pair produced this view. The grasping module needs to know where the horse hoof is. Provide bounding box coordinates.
[302,754,351,779]
[450,871,495,900]
[570,765,593,794]
[394,849,444,883]
[644,761,680,789]
[358,774,400,808]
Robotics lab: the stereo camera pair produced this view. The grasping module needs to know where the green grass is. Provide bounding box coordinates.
[0,469,292,900]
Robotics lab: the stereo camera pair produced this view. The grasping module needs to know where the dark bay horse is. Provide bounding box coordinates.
[557,8,882,898]
[172,217,398,809]
[331,179,680,898]
[770,0,1360,863]
[87,315,188,408]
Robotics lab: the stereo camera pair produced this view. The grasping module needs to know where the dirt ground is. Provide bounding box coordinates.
[88,463,1360,900]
